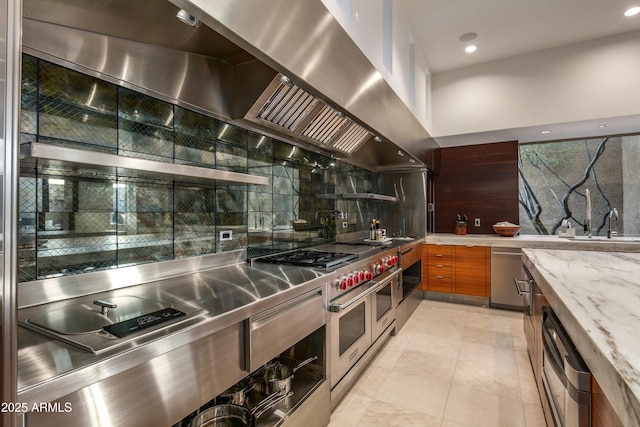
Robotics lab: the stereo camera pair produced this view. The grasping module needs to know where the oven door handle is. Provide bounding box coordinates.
[329,282,382,313]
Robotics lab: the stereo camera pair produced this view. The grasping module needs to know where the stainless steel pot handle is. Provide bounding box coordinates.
[251,390,294,419]
[513,278,531,295]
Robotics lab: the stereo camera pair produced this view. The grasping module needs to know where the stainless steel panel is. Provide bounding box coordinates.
[280,380,330,427]
[330,322,393,409]
[490,247,525,309]
[169,0,439,168]
[247,288,325,372]
[18,250,247,308]
[20,142,268,186]
[22,18,238,120]
[2,1,22,426]
[395,287,422,334]
[23,323,245,427]
[379,169,427,238]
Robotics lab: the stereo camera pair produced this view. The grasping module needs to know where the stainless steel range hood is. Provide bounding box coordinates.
[22,0,437,171]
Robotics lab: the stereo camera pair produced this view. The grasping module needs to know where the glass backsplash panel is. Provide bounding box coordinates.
[18,54,381,281]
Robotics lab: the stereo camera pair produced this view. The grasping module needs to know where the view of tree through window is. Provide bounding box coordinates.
[518,134,640,237]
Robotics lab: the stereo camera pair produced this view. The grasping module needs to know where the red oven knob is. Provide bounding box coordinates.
[335,279,348,291]
[393,255,399,265]
[365,271,373,281]
[359,271,366,281]
[374,263,385,275]
[347,276,354,287]
[353,273,360,284]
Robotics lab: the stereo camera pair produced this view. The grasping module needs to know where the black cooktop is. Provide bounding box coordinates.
[256,249,358,269]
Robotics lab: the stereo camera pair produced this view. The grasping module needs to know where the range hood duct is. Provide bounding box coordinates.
[23,0,433,170]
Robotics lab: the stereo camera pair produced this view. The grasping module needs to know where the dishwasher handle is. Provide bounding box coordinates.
[514,278,531,295]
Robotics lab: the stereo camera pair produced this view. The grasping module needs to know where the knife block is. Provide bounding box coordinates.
[454,223,467,235]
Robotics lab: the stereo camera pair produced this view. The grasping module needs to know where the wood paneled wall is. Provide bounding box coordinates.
[434,141,519,234]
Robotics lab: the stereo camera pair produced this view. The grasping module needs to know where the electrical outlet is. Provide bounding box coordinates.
[342,221,348,228]
[474,218,481,227]
[219,230,233,241]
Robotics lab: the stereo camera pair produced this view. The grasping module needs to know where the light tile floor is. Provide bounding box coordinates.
[329,299,547,427]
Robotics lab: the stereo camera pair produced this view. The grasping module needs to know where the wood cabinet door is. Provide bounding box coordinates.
[453,246,489,297]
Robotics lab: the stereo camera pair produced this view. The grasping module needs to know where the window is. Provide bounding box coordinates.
[518,134,640,237]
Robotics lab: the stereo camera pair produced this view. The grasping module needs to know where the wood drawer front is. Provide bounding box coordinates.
[426,275,453,293]
[426,256,453,268]
[454,257,488,297]
[426,244,453,258]
[427,264,452,275]
[454,245,487,260]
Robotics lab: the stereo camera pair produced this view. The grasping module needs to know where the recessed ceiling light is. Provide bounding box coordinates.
[459,32,478,42]
[599,124,613,128]
[540,130,551,134]
[465,45,477,53]
[624,6,640,16]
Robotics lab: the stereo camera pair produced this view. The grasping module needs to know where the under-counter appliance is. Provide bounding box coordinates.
[396,240,422,332]
[541,306,591,427]
[324,247,399,406]
[491,247,525,309]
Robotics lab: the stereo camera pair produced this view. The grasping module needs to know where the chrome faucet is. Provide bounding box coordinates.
[584,189,592,238]
[607,208,618,239]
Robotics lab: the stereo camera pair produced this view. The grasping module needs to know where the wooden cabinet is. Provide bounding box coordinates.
[422,244,490,297]
[422,244,453,293]
[592,376,624,427]
[453,245,490,297]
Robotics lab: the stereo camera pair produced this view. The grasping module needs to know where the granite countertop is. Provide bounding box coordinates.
[424,233,640,251]
[522,248,640,427]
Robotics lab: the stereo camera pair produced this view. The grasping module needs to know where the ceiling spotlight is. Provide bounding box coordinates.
[336,111,346,119]
[624,6,640,16]
[176,9,199,27]
[373,136,382,142]
[397,150,405,157]
[465,45,477,53]
[459,32,478,42]
[599,124,613,128]
[279,75,293,87]
[409,158,416,163]
[540,130,551,134]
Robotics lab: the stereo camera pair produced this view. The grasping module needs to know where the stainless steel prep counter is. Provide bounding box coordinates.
[17,254,329,426]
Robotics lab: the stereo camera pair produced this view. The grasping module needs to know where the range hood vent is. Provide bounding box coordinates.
[248,75,372,155]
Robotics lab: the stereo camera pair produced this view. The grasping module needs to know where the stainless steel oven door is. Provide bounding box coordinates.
[328,285,374,389]
[371,271,400,342]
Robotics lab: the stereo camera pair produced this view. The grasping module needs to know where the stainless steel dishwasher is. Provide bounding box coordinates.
[490,247,524,309]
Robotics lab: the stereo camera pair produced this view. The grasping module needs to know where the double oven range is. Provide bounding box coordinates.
[256,243,400,406]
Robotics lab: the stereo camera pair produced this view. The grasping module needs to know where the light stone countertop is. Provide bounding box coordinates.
[522,248,640,427]
[424,233,640,252]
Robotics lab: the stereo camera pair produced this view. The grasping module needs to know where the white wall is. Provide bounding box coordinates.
[322,0,432,133]
[431,30,640,137]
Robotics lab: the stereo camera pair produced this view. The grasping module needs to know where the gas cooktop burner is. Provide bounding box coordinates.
[256,250,358,269]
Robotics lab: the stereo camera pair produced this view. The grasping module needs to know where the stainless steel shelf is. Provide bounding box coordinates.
[20,142,268,186]
[317,192,398,202]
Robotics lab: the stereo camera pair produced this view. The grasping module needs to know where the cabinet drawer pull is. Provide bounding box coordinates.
[436,264,443,268]
[436,275,444,279]
[435,254,443,257]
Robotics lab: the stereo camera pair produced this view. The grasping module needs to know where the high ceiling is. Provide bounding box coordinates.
[398,0,640,74]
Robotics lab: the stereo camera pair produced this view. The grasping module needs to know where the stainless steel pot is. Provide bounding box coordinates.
[216,377,255,406]
[262,356,317,394]
[188,390,292,427]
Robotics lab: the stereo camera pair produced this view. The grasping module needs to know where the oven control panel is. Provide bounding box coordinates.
[329,251,399,294]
